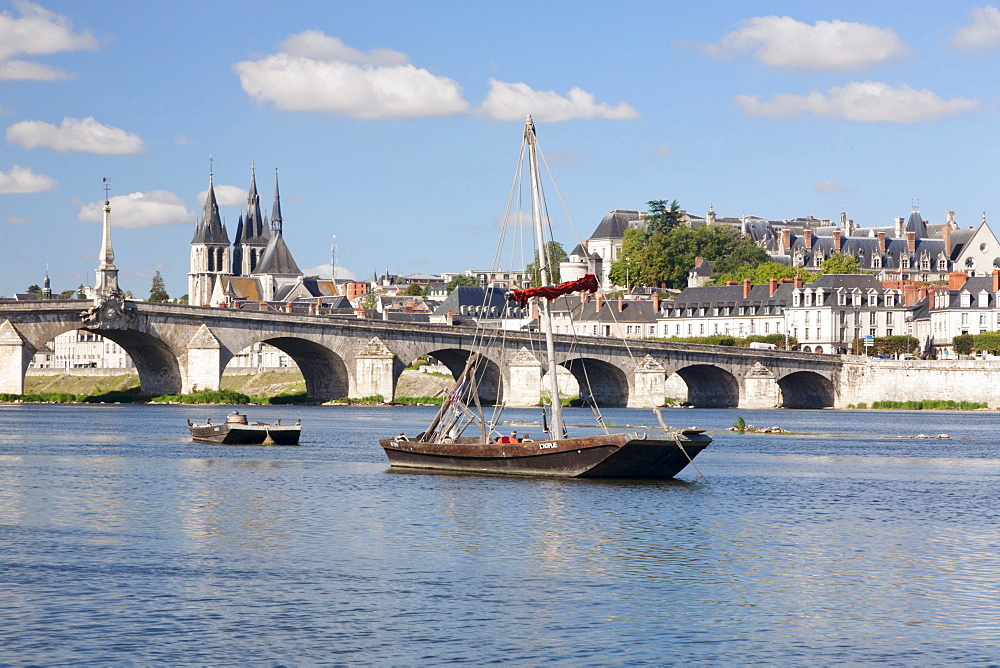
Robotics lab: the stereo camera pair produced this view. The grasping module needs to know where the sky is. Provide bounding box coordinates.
[3,0,1000,298]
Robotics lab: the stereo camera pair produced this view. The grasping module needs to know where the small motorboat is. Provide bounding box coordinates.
[187,411,301,445]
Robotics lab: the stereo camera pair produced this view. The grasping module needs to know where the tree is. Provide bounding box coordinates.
[26,284,42,296]
[402,283,426,297]
[712,237,770,276]
[611,221,754,289]
[76,284,86,298]
[58,289,76,299]
[714,261,815,286]
[525,241,568,286]
[445,275,479,293]
[820,254,861,275]
[148,271,169,302]
[643,199,683,236]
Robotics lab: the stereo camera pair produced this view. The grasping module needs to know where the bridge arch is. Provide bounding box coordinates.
[777,371,835,408]
[17,320,182,397]
[258,336,348,400]
[418,348,503,404]
[673,364,740,408]
[560,357,629,407]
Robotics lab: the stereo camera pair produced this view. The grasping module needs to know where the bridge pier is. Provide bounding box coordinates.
[0,320,30,395]
[629,355,666,408]
[184,325,222,393]
[740,362,781,409]
[506,347,542,406]
[352,337,395,401]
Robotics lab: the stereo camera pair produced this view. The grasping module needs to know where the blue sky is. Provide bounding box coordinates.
[2,0,1000,298]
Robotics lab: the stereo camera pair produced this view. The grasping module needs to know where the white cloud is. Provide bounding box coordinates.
[5,214,32,224]
[735,81,982,122]
[78,190,193,229]
[234,31,468,118]
[278,31,407,66]
[478,79,639,122]
[7,116,145,154]
[951,6,1000,50]
[301,263,358,281]
[0,1,98,81]
[197,184,246,208]
[815,179,845,194]
[0,164,56,193]
[692,16,909,71]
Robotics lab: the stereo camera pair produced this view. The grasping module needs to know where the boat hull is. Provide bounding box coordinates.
[379,431,710,479]
[188,423,301,445]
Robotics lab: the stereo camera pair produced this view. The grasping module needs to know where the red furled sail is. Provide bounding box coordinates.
[507,273,599,306]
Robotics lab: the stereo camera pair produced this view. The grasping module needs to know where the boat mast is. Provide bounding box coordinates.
[525,115,565,439]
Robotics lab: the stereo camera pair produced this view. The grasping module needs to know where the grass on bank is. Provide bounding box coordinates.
[847,400,988,410]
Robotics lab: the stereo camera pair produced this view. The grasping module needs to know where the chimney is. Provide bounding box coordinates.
[833,229,842,252]
[694,256,704,268]
[769,277,778,296]
[780,229,792,253]
[355,307,366,319]
[595,294,603,311]
[804,228,813,250]
[743,278,752,299]
[726,280,738,286]
[652,293,660,312]
[942,224,952,255]
[947,210,956,227]
[895,217,904,237]
[949,271,967,290]
[780,277,793,283]
[993,270,1000,293]
[618,295,624,312]
[794,274,803,289]
[902,284,919,305]
[877,231,886,253]
[907,231,916,252]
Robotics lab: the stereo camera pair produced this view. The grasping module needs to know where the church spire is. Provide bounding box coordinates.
[271,168,282,233]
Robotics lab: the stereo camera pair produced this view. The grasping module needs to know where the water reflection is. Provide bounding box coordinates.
[0,404,998,663]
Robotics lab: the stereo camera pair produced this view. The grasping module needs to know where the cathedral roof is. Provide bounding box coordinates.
[589,210,641,240]
[253,231,302,276]
[190,179,230,245]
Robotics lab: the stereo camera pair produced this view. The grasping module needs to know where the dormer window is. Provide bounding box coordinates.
[979,292,989,308]
[961,292,972,308]
[804,292,812,307]
[872,255,882,269]
[838,292,847,306]
[852,292,861,306]
[885,294,895,308]
[793,293,801,307]
[868,293,877,307]
[938,257,948,271]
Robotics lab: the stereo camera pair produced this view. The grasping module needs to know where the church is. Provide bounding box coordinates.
[187,165,335,307]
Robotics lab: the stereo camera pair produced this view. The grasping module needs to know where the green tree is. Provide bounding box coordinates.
[445,275,479,293]
[178,294,189,305]
[643,199,683,236]
[613,222,753,289]
[715,261,816,286]
[26,284,42,296]
[402,283,426,297]
[952,334,974,356]
[525,241,567,286]
[713,237,770,276]
[148,271,169,302]
[820,254,861,275]
[76,284,86,299]
[58,289,76,299]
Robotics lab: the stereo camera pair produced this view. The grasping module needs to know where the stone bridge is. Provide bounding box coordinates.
[0,297,859,409]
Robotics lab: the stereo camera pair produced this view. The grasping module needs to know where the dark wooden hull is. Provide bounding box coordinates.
[188,422,301,445]
[379,430,710,479]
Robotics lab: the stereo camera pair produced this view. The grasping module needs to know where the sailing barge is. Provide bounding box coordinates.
[379,116,710,479]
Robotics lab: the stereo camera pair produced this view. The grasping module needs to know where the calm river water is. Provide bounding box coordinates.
[1,403,998,664]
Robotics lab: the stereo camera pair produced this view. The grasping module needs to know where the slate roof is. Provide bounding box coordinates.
[191,180,230,245]
[588,210,640,240]
[254,231,302,276]
[432,286,512,316]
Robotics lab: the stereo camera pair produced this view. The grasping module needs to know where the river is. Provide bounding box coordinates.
[1,404,997,664]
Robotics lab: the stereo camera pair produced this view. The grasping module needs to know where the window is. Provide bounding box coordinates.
[687,324,692,336]
[852,293,861,306]
[804,328,809,340]
[870,329,877,337]
[980,292,989,308]
[961,293,972,308]
[793,293,801,307]
[885,294,894,307]
[901,255,910,270]
[886,312,893,326]
[870,311,877,325]
[966,257,976,270]
[872,255,882,269]
[980,314,988,328]
[838,292,847,306]
[764,322,770,334]
[938,258,948,271]
[920,256,930,271]
[699,323,705,335]
[804,293,812,307]
[961,312,969,325]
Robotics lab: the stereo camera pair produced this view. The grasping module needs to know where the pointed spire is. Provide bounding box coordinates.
[95,177,121,298]
[271,167,282,233]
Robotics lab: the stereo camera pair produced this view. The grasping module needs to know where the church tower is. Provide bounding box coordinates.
[188,169,231,306]
[252,169,302,301]
[232,162,270,276]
